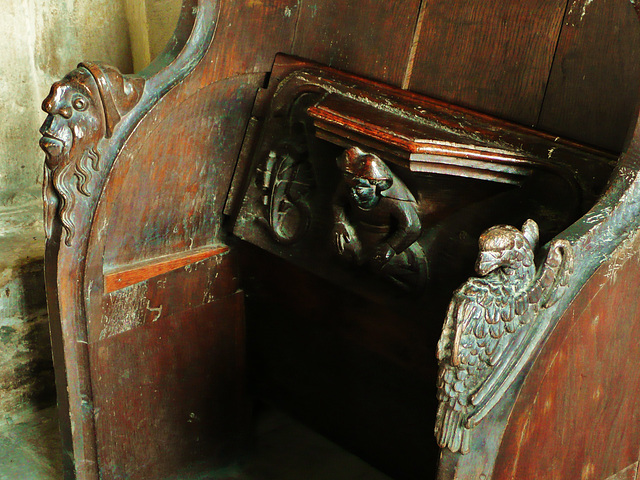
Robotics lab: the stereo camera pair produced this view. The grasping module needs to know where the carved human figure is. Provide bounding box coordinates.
[39,62,144,245]
[332,146,427,291]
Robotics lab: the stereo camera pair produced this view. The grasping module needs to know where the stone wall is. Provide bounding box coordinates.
[0,0,179,424]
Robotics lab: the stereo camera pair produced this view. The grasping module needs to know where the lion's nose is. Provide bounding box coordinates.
[42,98,72,119]
[42,83,72,119]
[41,96,54,114]
[41,83,59,114]
[58,107,73,119]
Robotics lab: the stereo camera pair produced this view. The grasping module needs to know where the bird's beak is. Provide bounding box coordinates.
[475,251,501,276]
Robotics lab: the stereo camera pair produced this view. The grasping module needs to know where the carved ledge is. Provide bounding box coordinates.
[309,94,540,185]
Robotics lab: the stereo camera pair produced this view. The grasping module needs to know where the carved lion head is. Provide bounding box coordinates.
[39,63,144,245]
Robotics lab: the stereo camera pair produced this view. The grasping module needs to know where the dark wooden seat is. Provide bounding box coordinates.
[41,1,640,479]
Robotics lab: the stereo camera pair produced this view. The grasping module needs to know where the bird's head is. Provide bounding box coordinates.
[475,220,538,277]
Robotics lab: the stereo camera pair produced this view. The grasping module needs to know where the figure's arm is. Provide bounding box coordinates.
[369,197,421,270]
[332,182,358,258]
[385,198,422,255]
[332,181,349,224]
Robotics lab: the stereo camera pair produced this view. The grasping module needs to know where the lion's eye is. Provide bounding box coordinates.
[72,96,88,111]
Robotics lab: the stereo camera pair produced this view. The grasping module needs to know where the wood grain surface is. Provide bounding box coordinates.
[104,245,228,293]
[407,0,568,126]
[292,0,422,86]
[493,229,640,480]
[42,1,640,479]
[91,292,246,480]
[537,0,640,152]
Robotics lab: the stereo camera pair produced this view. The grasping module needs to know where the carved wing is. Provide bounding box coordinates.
[435,279,499,454]
[467,239,573,426]
[435,230,574,454]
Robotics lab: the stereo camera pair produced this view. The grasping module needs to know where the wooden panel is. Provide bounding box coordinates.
[604,463,639,480]
[43,4,219,478]
[202,0,300,81]
[91,250,238,344]
[99,76,262,268]
[78,2,303,478]
[537,0,640,152]
[292,0,422,86]
[408,0,568,125]
[86,246,244,479]
[238,242,440,480]
[493,230,640,480]
[97,0,305,270]
[91,292,245,480]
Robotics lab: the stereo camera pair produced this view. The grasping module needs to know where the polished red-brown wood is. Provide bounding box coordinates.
[407,0,568,126]
[91,289,245,479]
[494,230,640,480]
[41,1,640,479]
[292,0,422,86]
[104,245,229,293]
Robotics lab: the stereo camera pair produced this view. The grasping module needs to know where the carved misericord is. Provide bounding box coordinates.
[39,62,144,245]
[332,147,428,292]
[435,219,573,454]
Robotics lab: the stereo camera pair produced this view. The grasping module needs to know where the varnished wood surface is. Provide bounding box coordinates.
[493,228,640,480]
[42,1,640,479]
[93,0,640,278]
[538,0,640,151]
[292,0,422,86]
[305,82,615,185]
[91,292,246,480]
[103,245,228,293]
[96,76,262,269]
[407,0,568,126]
[90,251,245,478]
[95,250,239,344]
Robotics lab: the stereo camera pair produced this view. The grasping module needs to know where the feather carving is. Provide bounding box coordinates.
[435,219,573,454]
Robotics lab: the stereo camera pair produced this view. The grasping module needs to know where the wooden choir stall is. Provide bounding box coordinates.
[40,0,640,478]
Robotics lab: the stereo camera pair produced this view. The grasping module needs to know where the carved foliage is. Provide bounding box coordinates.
[435,219,573,454]
[255,92,319,245]
[258,141,315,244]
[40,62,144,245]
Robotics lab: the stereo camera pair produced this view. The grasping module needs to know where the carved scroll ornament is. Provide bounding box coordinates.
[435,219,573,454]
[39,62,144,245]
[258,142,314,245]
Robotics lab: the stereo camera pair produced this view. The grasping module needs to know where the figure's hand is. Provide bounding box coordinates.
[333,222,351,254]
[371,243,395,271]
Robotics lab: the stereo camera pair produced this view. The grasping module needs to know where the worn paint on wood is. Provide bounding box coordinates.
[95,250,238,343]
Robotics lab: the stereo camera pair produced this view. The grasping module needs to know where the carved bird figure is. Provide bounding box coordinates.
[435,219,573,454]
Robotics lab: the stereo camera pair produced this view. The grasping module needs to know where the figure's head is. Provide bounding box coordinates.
[39,62,144,244]
[39,62,144,167]
[475,220,538,276]
[40,67,104,171]
[337,147,393,209]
